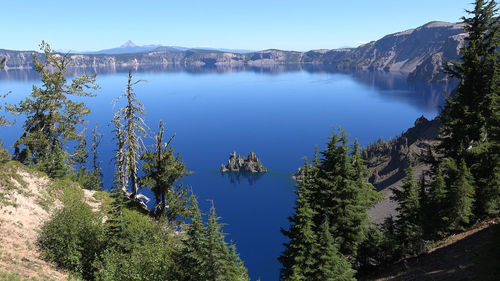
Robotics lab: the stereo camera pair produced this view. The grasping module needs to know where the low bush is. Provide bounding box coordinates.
[38,186,104,280]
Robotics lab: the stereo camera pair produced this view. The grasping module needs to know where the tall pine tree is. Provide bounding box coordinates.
[205,201,249,281]
[425,163,449,239]
[314,218,356,281]
[7,41,99,177]
[443,158,475,232]
[141,120,191,220]
[114,71,149,200]
[390,166,423,256]
[279,161,319,281]
[439,0,499,218]
[317,128,376,260]
[179,194,208,281]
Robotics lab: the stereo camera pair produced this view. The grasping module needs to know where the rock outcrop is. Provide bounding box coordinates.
[363,115,442,223]
[220,151,267,173]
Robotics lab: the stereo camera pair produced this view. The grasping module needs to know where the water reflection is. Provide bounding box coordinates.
[0,64,457,112]
[221,171,264,186]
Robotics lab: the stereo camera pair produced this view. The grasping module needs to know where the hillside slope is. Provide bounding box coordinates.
[315,21,465,82]
[0,161,103,280]
[363,219,499,281]
[365,116,441,224]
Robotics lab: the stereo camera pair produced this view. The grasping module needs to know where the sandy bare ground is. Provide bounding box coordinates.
[0,162,99,280]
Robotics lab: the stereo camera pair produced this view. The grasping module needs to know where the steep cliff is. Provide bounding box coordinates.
[322,21,465,82]
[0,21,466,82]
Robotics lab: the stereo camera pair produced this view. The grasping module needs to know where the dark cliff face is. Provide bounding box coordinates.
[0,21,465,82]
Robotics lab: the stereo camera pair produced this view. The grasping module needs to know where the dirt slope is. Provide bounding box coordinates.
[364,219,499,281]
[0,162,100,280]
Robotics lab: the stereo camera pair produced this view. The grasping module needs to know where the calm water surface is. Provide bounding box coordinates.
[0,66,454,280]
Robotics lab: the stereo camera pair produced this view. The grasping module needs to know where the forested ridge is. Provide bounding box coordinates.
[0,1,499,280]
[279,1,499,280]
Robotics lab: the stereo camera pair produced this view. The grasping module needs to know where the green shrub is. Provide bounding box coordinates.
[95,208,178,281]
[0,148,10,162]
[38,187,104,280]
[69,167,102,191]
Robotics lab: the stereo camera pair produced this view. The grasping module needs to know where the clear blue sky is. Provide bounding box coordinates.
[2,0,473,52]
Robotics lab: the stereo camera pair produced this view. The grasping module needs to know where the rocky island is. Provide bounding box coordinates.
[220,151,267,173]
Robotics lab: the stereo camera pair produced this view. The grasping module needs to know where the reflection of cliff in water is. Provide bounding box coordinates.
[0,64,457,112]
[221,171,264,186]
[0,64,305,81]
[335,68,457,112]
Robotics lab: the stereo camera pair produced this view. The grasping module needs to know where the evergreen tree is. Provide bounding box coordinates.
[179,195,208,281]
[425,163,449,238]
[443,158,475,232]
[140,120,191,220]
[314,218,356,281]
[103,192,130,252]
[179,196,248,281]
[205,202,248,281]
[351,138,383,212]
[317,128,375,260]
[379,215,400,261]
[391,167,423,256]
[227,241,250,281]
[114,70,148,199]
[92,124,104,187]
[440,0,500,218]
[417,173,428,229]
[112,114,128,194]
[7,41,99,177]
[279,161,319,281]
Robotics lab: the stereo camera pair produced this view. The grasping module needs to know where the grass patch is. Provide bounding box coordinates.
[0,271,59,281]
[0,192,17,208]
[37,189,52,212]
[92,191,113,215]
[0,271,22,281]
[0,161,28,192]
[37,177,81,211]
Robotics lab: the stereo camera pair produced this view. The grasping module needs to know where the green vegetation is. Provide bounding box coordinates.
[280,2,499,279]
[36,180,248,281]
[38,185,103,280]
[0,271,57,281]
[0,41,248,281]
[0,1,497,280]
[179,196,249,281]
[7,41,99,178]
[140,120,191,220]
[390,166,424,256]
[280,129,379,280]
[438,0,499,219]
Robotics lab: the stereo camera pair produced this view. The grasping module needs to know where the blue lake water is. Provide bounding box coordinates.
[0,66,454,280]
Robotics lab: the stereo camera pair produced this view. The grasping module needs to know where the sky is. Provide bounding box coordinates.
[1,0,474,52]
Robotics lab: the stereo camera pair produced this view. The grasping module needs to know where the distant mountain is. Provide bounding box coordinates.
[83,40,166,55]
[0,22,466,82]
[80,41,255,55]
[192,47,256,54]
